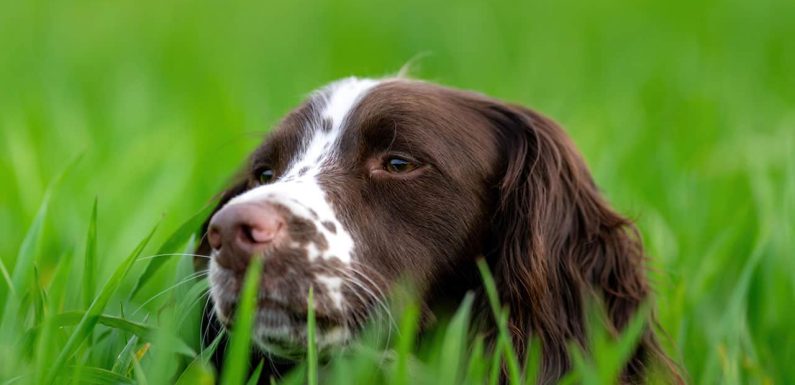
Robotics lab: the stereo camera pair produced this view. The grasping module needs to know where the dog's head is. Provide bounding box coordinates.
[197,77,677,382]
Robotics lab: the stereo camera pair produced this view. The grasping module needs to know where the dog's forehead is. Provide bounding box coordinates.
[257,77,385,161]
[283,77,381,170]
[316,77,381,131]
[228,77,382,265]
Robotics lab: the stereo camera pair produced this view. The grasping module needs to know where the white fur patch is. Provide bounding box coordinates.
[321,78,380,132]
[316,274,345,310]
[317,326,351,347]
[227,77,378,265]
[213,78,377,353]
[207,260,235,324]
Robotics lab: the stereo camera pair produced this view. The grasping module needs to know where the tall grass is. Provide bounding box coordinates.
[1,0,793,383]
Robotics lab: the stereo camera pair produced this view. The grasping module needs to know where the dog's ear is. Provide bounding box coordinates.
[193,173,250,271]
[478,101,679,383]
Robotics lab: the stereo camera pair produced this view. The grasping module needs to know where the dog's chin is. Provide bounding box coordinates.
[208,260,356,360]
[258,309,353,355]
[212,303,353,361]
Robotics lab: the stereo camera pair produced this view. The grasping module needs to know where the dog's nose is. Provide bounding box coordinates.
[207,202,285,272]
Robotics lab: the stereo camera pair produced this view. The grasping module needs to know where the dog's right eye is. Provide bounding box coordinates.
[385,157,418,173]
[258,168,275,184]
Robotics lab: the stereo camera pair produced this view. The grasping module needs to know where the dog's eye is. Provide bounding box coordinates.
[385,157,418,173]
[258,168,275,184]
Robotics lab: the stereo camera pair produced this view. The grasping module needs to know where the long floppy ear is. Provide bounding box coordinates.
[193,173,249,271]
[480,102,680,383]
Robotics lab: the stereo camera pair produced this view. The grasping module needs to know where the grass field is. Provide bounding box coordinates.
[1,0,793,383]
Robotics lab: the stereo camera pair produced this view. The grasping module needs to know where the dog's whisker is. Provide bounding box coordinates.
[330,266,397,347]
[131,270,208,316]
[137,252,212,261]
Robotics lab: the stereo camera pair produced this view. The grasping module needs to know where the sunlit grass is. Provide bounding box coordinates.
[1,0,794,383]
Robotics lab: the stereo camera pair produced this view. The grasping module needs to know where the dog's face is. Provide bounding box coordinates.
[205,78,501,356]
[201,77,675,383]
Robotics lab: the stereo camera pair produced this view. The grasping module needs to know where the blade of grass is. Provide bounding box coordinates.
[174,333,224,385]
[81,199,99,361]
[246,359,265,385]
[147,307,182,385]
[394,302,420,385]
[33,278,57,384]
[31,265,46,326]
[595,305,649,383]
[44,250,76,314]
[174,359,216,385]
[129,202,216,300]
[477,259,522,384]
[0,189,50,323]
[438,293,474,385]
[556,369,580,385]
[132,355,149,385]
[0,190,53,359]
[476,259,502,323]
[466,336,487,384]
[522,338,542,385]
[62,366,136,385]
[9,190,50,294]
[0,256,12,298]
[1,152,82,343]
[307,287,318,385]
[37,253,75,383]
[220,257,263,385]
[175,272,210,326]
[488,344,503,385]
[83,198,98,308]
[7,366,138,385]
[0,375,24,385]
[201,329,226,361]
[24,311,195,357]
[44,223,159,384]
[1,152,82,306]
[111,331,141,375]
[278,362,307,385]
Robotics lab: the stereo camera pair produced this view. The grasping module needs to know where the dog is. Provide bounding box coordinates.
[195,77,681,384]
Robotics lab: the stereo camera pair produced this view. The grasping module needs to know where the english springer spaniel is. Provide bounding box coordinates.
[195,77,680,384]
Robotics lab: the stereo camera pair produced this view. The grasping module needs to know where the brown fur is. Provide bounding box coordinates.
[196,78,682,384]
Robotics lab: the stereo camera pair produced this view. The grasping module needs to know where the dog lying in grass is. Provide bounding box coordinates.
[195,77,682,384]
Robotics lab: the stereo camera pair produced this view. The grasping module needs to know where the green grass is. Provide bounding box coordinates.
[1,0,793,383]
[221,257,262,385]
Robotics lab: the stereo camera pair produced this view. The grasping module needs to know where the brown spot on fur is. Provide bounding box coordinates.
[285,214,328,252]
[321,117,333,133]
[322,221,337,234]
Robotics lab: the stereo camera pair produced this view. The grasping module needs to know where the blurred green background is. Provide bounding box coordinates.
[1,0,793,383]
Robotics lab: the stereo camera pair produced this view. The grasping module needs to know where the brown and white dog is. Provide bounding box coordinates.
[195,77,680,384]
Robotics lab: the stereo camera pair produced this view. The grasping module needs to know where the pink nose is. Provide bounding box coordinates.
[207,202,285,272]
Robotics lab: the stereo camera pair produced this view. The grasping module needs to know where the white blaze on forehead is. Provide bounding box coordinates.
[321,77,381,131]
[213,78,378,352]
[289,77,381,172]
[226,77,379,264]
